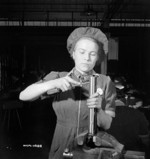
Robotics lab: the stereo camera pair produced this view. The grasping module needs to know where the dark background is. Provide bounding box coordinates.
[0,26,150,93]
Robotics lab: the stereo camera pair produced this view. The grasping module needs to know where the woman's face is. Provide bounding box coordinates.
[72,38,99,74]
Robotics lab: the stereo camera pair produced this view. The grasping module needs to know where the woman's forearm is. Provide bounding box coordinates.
[19,75,81,101]
[97,109,113,130]
[19,80,55,101]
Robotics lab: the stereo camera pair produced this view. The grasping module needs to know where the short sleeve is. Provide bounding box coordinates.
[43,71,59,81]
[104,76,116,117]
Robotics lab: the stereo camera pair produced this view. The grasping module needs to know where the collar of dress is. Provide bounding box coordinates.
[67,68,99,83]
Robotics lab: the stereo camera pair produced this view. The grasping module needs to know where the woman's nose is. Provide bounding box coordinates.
[84,54,90,61]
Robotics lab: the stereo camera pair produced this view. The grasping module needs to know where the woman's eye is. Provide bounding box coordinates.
[79,51,85,54]
[90,52,97,56]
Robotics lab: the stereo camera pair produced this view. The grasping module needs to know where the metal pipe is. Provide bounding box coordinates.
[89,75,97,135]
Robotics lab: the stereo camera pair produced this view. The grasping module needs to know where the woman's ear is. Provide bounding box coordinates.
[72,51,75,60]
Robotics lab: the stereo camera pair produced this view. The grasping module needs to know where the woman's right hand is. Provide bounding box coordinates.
[53,76,81,92]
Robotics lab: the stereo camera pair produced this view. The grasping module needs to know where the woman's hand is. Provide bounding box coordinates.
[87,92,102,109]
[53,76,81,92]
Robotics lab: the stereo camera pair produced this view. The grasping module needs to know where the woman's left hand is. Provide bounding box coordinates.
[87,92,102,109]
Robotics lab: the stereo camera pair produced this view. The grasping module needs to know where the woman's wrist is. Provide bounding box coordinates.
[42,80,56,92]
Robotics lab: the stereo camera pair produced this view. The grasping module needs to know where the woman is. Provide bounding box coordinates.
[19,27,116,159]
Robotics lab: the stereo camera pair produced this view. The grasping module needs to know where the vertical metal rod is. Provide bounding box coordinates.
[89,75,96,135]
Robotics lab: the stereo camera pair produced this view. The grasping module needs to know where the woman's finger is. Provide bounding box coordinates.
[88,105,97,108]
[65,76,81,86]
[89,92,99,98]
[87,100,98,105]
[87,96,98,102]
[63,77,71,88]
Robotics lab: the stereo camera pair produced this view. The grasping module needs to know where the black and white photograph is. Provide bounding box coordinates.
[0,0,150,159]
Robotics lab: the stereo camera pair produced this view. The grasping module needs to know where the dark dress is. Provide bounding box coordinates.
[42,68,116,159]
